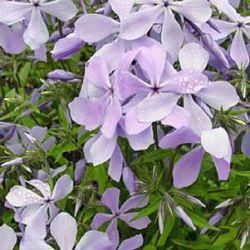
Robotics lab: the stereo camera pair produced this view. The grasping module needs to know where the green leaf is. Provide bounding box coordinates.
[231,170,250,178]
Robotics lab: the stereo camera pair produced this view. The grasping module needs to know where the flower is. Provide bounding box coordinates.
[0,0,77,49]
[91,187,150,246]
[0,224,17,250]
[6,174,73,223]
[210,0,250,69]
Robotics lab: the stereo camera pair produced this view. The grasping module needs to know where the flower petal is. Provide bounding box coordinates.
[75,14,120,43]
[109,146,123,182]
[23,8,49,50]
[101,187,120,213]
[91,213,113,230]
[196,81,239,110]
[230,30,249,69]
[40,0,77,21]
[50,212,77,250]
[0,224,17,250]
[179,43,209,72]
[52,174,73,201]
[6,186,42,207]
[173,147,205,188]
[137,93,179,123]
[118,234,143,250]
[201,127,231,159]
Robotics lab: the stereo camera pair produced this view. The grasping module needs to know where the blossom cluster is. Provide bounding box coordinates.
[0,0,250,249]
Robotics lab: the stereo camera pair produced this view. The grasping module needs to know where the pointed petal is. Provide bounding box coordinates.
[196,81,239,110]
[23,8,49,49]
[106,218,119,246]
[161,9,183,60]
[101,187,120,213]
[136,45,167,84]
[123,167,137,195]
[179,43,209,72]
[184,95,212,136]
[173,147,205,188]
[0,224,17,250]
[52,174,73,201]
[86,57,110,89]
[50,212,77,250]
[160,127,200,149]
[230,30,249,69]
[212,157,231,181]
[101,98,122,139]
[120,5,163,40]
[75,14,120,43]
[109,146,123,182]
[41,0,77,21]
[137,93,178,123]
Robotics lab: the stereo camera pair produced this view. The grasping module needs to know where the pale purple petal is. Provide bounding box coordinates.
[40,0,77,21]
[50,212,77,250]
[69,97,105,130]
[91,213,113,229]
[201,128,231,159]
[6,186,42,207]
[161,9,183,60]
[196,81,239,110]
[106,218,119,246]
[118,234,143,250]
[184,95,212,136]
[137,93,179,123]
[173,147,205,188]
[212,157,231,181]
[101,187,120,213]
[75,14,120,43]
[161,105,191,129]
[179,43,209,72]
[242,129,250,158]
[109,0,133,20]
[230,30,249,69]
[109,146,123,182]
[101,98,122,139]
[120,212,151,229]
[52,174,73,201]
[160,127,200,149]
[120,5,163,40]
[0,224,17,250]
[120,195,148,213]
[23,8,49,50]
[75,231,113,250]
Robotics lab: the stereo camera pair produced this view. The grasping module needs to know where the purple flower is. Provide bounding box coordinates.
[0,0,77,49]
[120,0,211,60]
[91,187,150,246]
[160,127,232,188]
[6,174,73,223]
[210,0,250,69]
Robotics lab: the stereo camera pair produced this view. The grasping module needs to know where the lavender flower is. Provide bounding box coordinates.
[91,187,150,246]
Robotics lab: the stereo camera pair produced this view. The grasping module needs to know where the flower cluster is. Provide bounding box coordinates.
[0,0,250,249]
